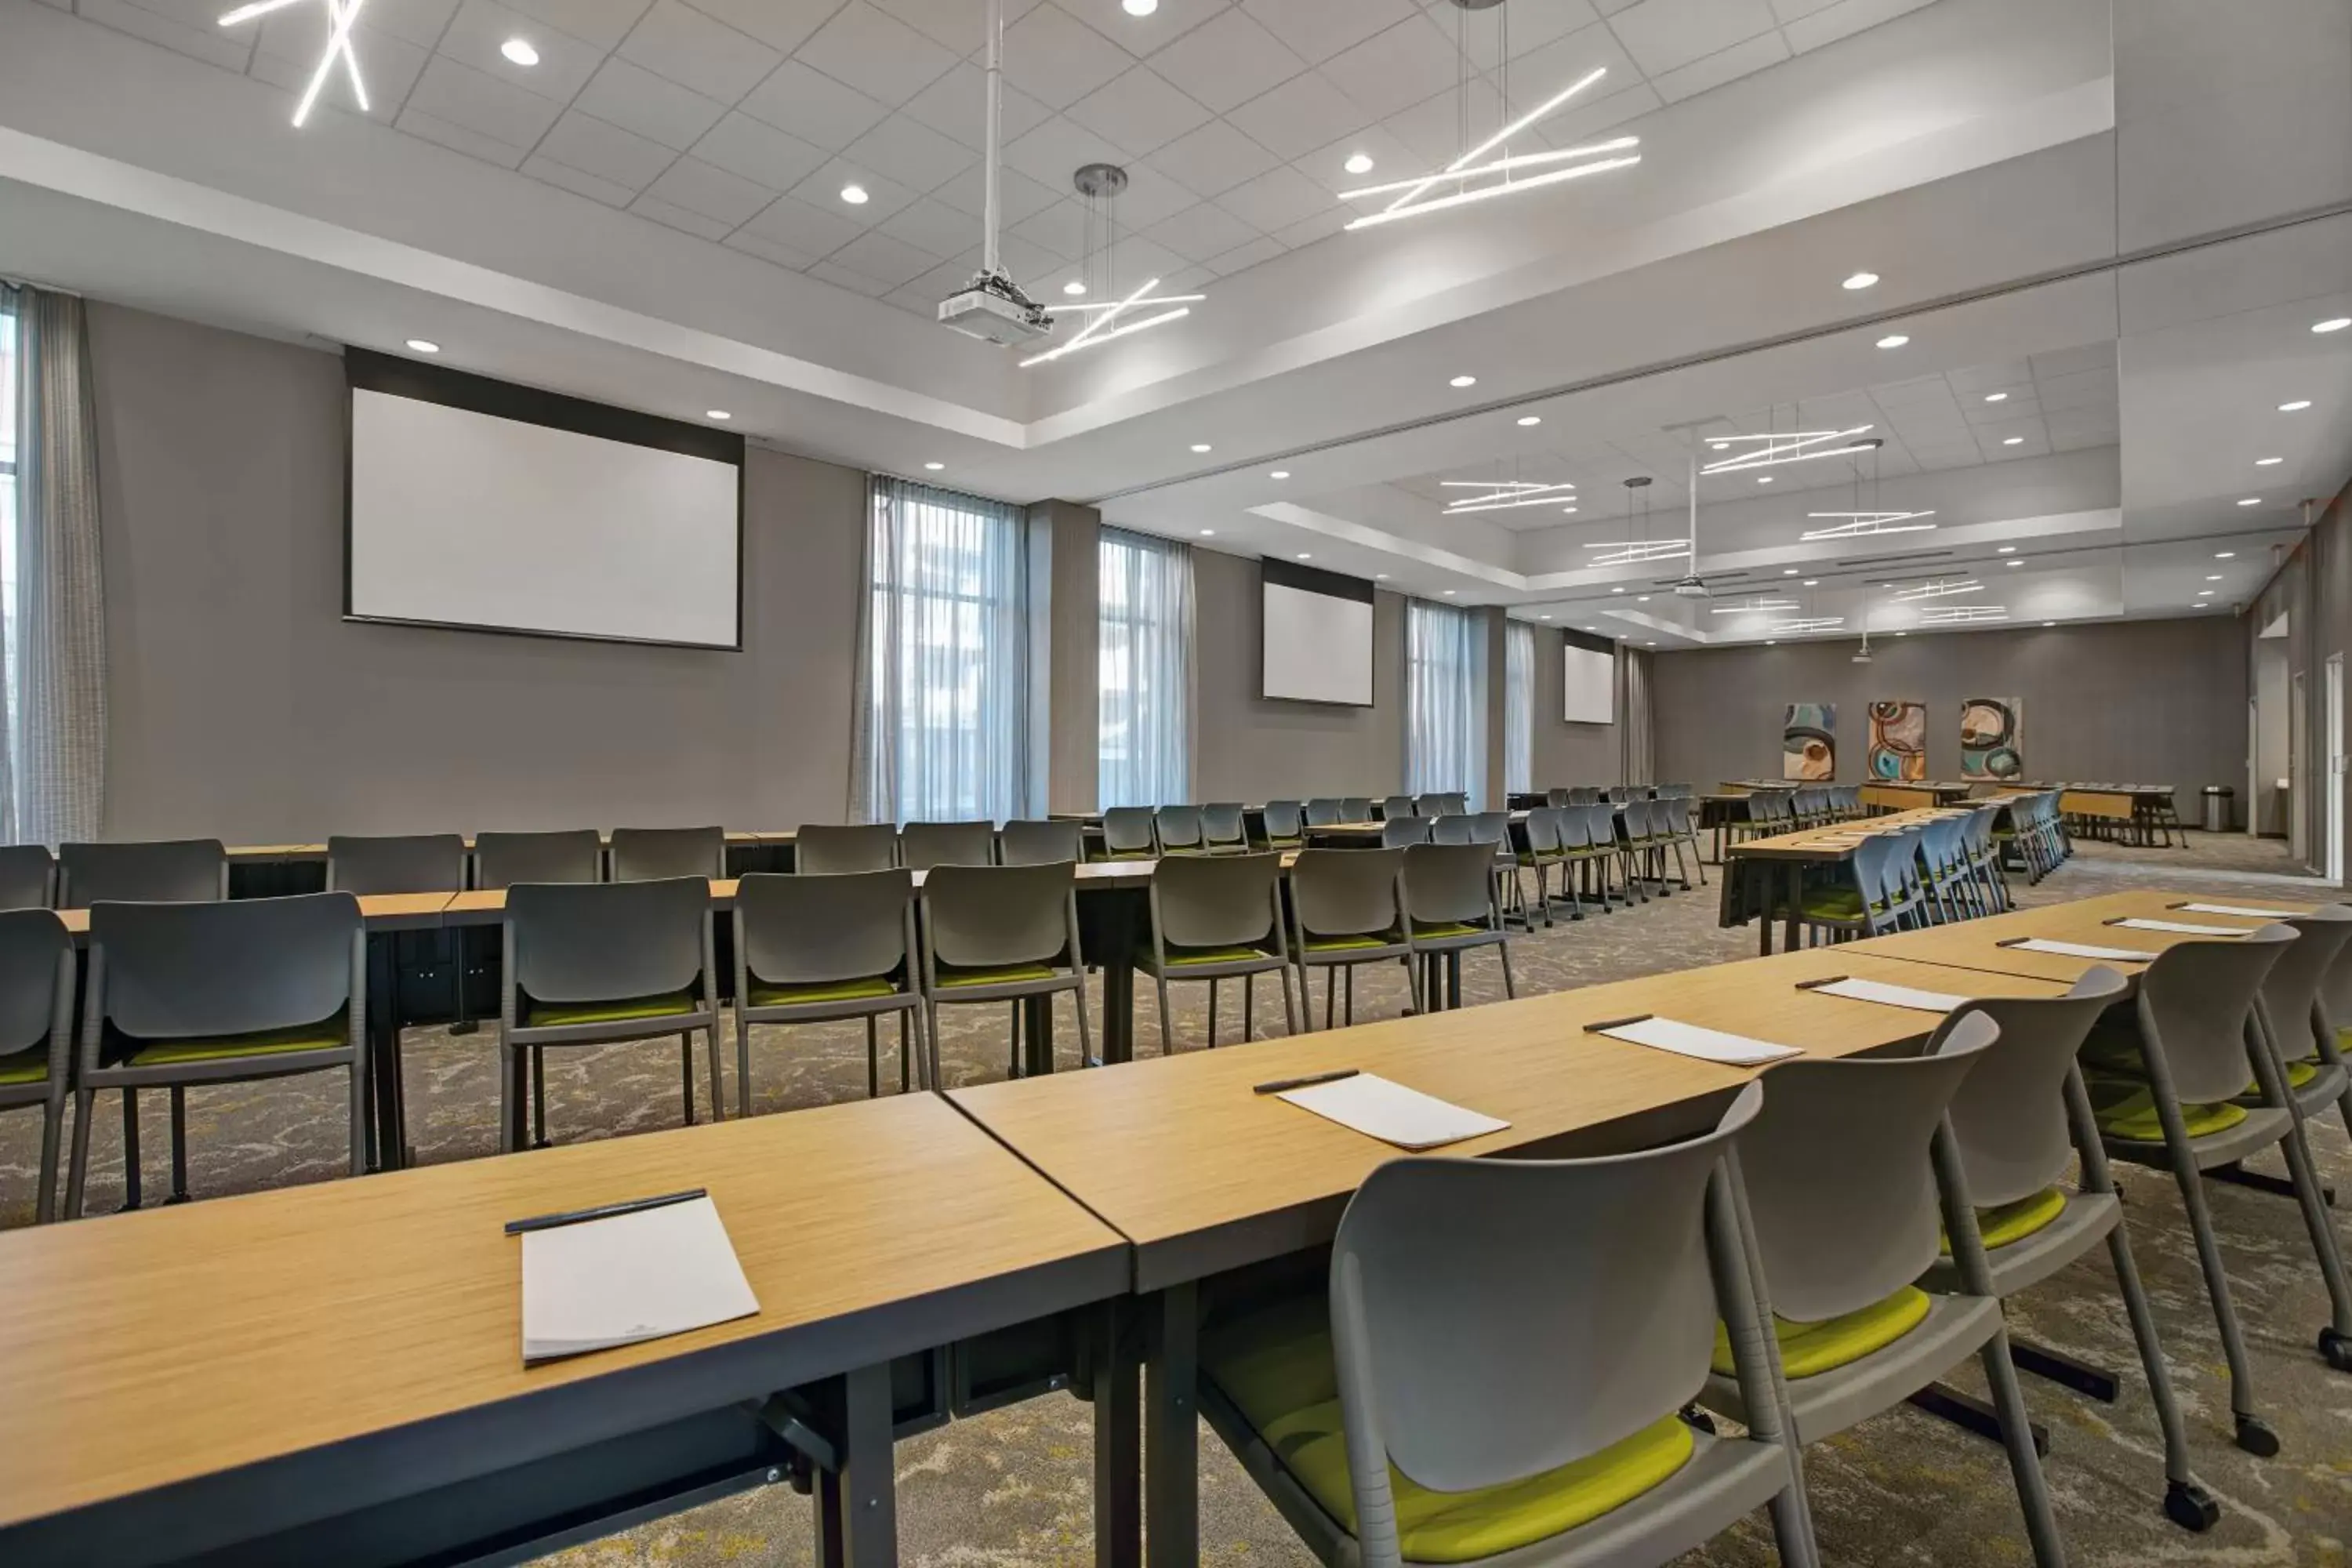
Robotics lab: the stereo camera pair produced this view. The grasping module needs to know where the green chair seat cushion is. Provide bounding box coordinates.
[936,962,1058,989]
[1711,1285,1932,1380]
[1160,943,1277,967]
[0,1047,49,1086]
[1798,888,1865,920]
[2231,1058,2321,1101]
[2086,1075,2248,1142]
[1094,849,1157,862]
[125,1010,350,1067]
[747,975,900,1007]
[1203,1296,1694,1563]
[1412,920,1486,939]
[1943,1187,2067,1255]
[1303,932,1399,954]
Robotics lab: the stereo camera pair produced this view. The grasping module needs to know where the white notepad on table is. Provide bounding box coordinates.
[2005,938,2158,962]
[2110,918,2249,937]
[520,1196,759,1364]
[2175,903,2300,920]
[1598,1016,1801,1066]
[1806,976,1967,1014]
[1277,1073,1508,1150]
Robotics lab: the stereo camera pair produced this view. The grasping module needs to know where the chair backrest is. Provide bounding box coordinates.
[1428,814,1474,845]
[0,844,53,910]
[1201,802,1248,848]
[1329,1083,1762,1503]
[1519,807,1563,855]
[1381,817,1431,848]
[1101,807,1158,855]
[609,826,726,882]
[1545,787,1572,808]
[922,862,1076,969]
[2137,925,2297,1103]
[1621,798,1650,837]
[998,818,1085,866]
[508,877,708,1005]
[327,833,466,895]
[60,840,226,906]
[1932,967,2129,1207]
[0,909,71,1054]
[1735,1011,1998,1322]
[735,869,913,987]
[900,820,997,869]
[90,893,359,1040]
[1155,805,1206,851]
[794,822,900,875]
[1566,786,1599,805]
[474,829,602,890]
[1412,794,1449,819]
[1379,795,1417,822]
[1341,797,1375,823]
[1466,811,1508,846]
[1303,798,1345,827]
[1153,852,1283,949]
[1262,800,1305,840]
[1288,848,1406,941]
[1846,833,1907,913]
[2259,907,2352,1059]
[1552,804,1592,851]
[1402,840,1500,927]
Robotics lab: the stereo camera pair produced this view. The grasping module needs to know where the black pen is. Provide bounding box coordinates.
[1583,1013,1653,1033]
[1792,975,1848,990]
[1253,1068,1360,1095]
[505,1187,708,1236]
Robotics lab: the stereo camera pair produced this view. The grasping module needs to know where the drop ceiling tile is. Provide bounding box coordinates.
[843,112,976,191]
[789,156,919,223]
[1292,124,1420,196]
[1225,69,1370,161]
[931,162,1063,225]
[395,104,530,167]
[725,228,824,270]
[1319,13,1460,122]
[1940,361,2031,394]
[739,192,869,256]
[575,56,727,147]
[996,233,1069,284]
[689,111,830,189]
[1143,118,1280,197]
[1650,25,1787,102]
[1422,0,1601,70]
[522,152,639,205]
[84,0,255,70]
[878,195,980,256]
[901,63,1052,151]
[1382,76,1509,165]
[1212,163,1334,233]
[615,0,782,103]
[1240,0,1414,64]
[1065,66,1213,157]
[535,108,681,189]
[1603,0,1775,77]
[1271,205,1349,248]
[640,153,779,223]
[826,229,942,287]
[405,54,568,147]
[1962,394,2039,424]
[434,0,603,102]
[675,0,839,53]
[737,60,891,150]
[2038,366,2118,412]
[1001,3,1135,110]
[808,260,899,297]
[1534,80,1661,144]
[1147,6,1306,114]
[871,0,1044,54]
[501,0,652,49]
[2031,343,2114,379]
[1105,232,1187,284]
[1002,114,1127,191]
[904,250,987,302]
[1108,161,1199,227]
[1142,201,1261,263]
[250,27,428,122]
[1059,0,1226,56]
[336,0,466,49]
[1768,0,1838,19]
[1783,0,1936,54]
[798,1,960,106]
[1011,198,1091,260]
[630,193,735,239]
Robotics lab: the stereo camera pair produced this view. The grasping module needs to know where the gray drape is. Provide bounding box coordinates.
[1619,645,1656,785]
[4,286,106,845]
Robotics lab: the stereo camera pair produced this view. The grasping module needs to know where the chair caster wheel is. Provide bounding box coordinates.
[2234,1413,2280,1457]
[2164,1480,2220,1532]
[2319,1327,2352,1372]
[1678,1403,1715,1435]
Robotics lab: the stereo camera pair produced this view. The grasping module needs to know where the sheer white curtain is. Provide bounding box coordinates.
[1406,599,1483,800]
[851,476,1029,825]
[1504,620,1534,795]
[1098,528,1192,808]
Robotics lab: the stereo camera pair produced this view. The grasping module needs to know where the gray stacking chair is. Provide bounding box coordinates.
[1260,800,1305,850]
[1200,1082,1821,1568]
[1545,786,1573,808]
[917,862,1091,1084]
[1379,817,1431,849]
[58,839,227,906]
[70,893,366,1215]
[1302,798,1345,829]
[1138,852,1299,1052]
[1098,807,1159,862]
[1411,793,1450,819]
[1285,848,1417,1027]
[1704,1014,2067,1567]
[793,823,899,874]
[0,844,54,909]
[2242,906,2352,1146]
[1511,807,1569,928]
[327,833,466,894]
[1201,802,1251,855]
[1156,804,1210,856]
[1789,833,1915,946]
[473,829,602,889]
[1378,794,1417,822]
[899,821,996,869]
[0,910,74,1222]
[999,818,1085,866]
[1567,786,1600,806]
[1557,804,1620,916]
[1659,795,1705,887]
[1402,840,1514,1008]
[732,869,925,1109]
[2082,927,2352,1440]
[1340,797,1375,824]
[498,877,720,1152]
[1428,813,1475,845]
[610,826,726,881]
[1922,970,2216,1532]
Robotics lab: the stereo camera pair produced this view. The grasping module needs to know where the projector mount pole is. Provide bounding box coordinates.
[983,0,1003,280]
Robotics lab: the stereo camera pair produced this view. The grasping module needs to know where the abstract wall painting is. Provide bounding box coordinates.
[1960,696,2024,779]
[1867,700,1928,781]
[1783,702,1835,780]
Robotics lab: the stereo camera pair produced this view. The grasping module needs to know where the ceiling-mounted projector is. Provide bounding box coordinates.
[1852,647,1873,664]
[1669,575,1709,598]
[938,267,1053,347]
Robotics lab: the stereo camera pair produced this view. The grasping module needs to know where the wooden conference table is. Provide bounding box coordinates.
[1857,887,2320,984]
[1720,805,1987,955]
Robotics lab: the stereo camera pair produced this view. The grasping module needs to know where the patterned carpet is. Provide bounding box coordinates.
[5,830,2350,1566]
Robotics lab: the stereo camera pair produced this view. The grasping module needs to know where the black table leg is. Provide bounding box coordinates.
[1094,1298,1142,1568]
[1023,995,1054,1077]
[1145,1282,1199,1568]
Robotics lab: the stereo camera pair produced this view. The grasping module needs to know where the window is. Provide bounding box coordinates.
[0,300,15,760]
[1505,620,1534,795]
[1098,528,1192,808]
[855,476,1029,825]
[1406,599,1483,800]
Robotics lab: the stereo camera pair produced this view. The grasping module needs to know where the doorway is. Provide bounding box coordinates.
[2292,670,2308,866]
[2328,654,2345,883]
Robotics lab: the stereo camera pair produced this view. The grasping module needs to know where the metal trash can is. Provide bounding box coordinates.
[2201,784,2233,833]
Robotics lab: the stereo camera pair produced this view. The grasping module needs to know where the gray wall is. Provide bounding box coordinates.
[89,301,866,842]
[1192,546,1406,802]
[1525,625,1638,788]
[1030,499,1100,815]
[1651,617,2249,798]
[2246,474,2352,865]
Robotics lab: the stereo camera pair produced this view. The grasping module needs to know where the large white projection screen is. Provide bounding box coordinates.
[1563,644,1615,724]
[1262,580,1374,705]
[349,388,740,648]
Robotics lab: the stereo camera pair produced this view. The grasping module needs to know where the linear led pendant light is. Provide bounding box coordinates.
[1709,597,1798,615]
[1700,424,1877,475]
[1769,616,1846,633]
[1895,578,1984,601]
[1918,604,2009,625]
[220,0,369,126]
[1440,466,1577,515]
[1802,437,1935,539]
[1586,475,1691,566]
[1018,162,1202,367]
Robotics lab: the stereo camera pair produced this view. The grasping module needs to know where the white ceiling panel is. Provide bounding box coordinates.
[638,154,776,224]
[630,193,731,239]
[677,0,837,52]
[736,59,891,151]
[405,53,566,147]
[688,111,830,191]
[614,0,782,104]
[1607,0,1777,77]
[796,1,959,107]
[535,107,678,190]
[572,56,726,148]
[435,0,603,102]
[841,112,975,192]
[1064,66,1214,158]
[1145,5,1306,114]
[999,2,1134,111]
[1224,68,1371,161]
[1241,0,1418,65]
[1319,13,1463,122]
[1142,116,1281,197]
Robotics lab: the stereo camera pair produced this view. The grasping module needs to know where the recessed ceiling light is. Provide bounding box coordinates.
[2002,436,2024,445]
[1516,416,1541,426]
[1782,568,1799,575]
[705,409,731,421]
[1757,475,1773,485]
[2005,559,2022,567]
[1984,392,2008,403]
[1610,586,1624,593]
[1895,630,1908,637]
[2216,551,2236,558]
[1190,443,1212,452]
[1376,572,1390,579]
[2043,621,2056,627]
[1296,552,1311,560]
[2238,496,2262,506]
[1995,546,2016,554]
[501,38,539,66]
[1269,470,1290,479]
[2256,456,2283,466]
[923,461,943,470]
[1637,595,1650,602]
[1199,528,1214,536]
[2281,400,2312,412]
[1442,588,1456,595]
[1842,270,1879,291]
[1062,280,1087,296]
[1345,152,1375,176]
[1876,334,1909,349]
[2314,318,2350,333]
[405,338,440,354]
[2198,590,2215,596]
[1803,579,1819,586]
[1123,0,1157,14]
[1561,506,1578,514]
[1450,374,1476,388]
[840,183,869,205]
[1646,639,1657,645]
[1765,640,1777,645]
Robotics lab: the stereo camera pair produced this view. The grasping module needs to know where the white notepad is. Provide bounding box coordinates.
[1807,977,1968,1014]
[2111,918,2249,937]
[520,1196,760,1364]
[2006,938,2158,961]
[1599,1017,1801,1065]
[2176,903,2301,920]
[1277,1073,1508,1150]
